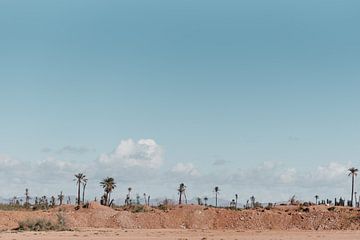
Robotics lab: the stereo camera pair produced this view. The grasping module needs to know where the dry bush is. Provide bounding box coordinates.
[157,199,175,211]
[0,203,27,211]
[121,204,148,213]
[17,213,69,231]
[18,219,59,231]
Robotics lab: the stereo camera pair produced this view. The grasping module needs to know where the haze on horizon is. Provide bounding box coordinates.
[0,0,360,203]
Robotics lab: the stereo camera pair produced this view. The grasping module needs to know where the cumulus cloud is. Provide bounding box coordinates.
[300,162,351,188]
[171,163,200,177]
[0,154,20,168]
[99,139,163,169]
[0,143,355,203]
[279,168,297,184]
[313,162,349,180]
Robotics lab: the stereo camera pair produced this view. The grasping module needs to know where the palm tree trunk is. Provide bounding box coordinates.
[77,181,81,206]
[216,193,218,207]
[82,185,86,204]
[179,193,182,205]
[351,174,355,207]
[108,192,111,206]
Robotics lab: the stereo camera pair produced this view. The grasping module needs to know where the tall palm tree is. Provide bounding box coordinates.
[82,178,88,204]
[143,193,147,205]
[348,167,358,207]
[235,194,238,209]
[25,188,30,207]
[178,183,186,205]
[100,177,117,206]
[74,173,86,206]
[314,195,319,205]
[58,191,64,206]
[204,197,208,206]
[250,196,256,208]
[214,186,220,207]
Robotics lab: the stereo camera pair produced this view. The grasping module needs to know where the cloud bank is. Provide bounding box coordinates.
[0,140,354,203]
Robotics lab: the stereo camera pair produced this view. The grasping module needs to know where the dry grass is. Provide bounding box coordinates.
[16,213,70,231]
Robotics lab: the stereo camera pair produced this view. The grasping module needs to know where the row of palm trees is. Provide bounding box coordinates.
[73,175,224,208]
[312,167,359,208]
[72,177,264,209]
[68,168,360,208]
[73,174,150,207]
[177,183,223,207]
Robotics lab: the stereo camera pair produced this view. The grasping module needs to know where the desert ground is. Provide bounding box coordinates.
[1,202,360,239]
[1,229,360,240]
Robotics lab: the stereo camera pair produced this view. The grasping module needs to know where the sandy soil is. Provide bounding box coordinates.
[1,229,360,240]
[1,203,360,231]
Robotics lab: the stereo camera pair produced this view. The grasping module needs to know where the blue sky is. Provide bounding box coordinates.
[0,0,360,203]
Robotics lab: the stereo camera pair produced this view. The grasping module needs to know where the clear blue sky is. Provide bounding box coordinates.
[0,0,360,202]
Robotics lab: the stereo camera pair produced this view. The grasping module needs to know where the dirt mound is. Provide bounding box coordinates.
[1,204,360,231]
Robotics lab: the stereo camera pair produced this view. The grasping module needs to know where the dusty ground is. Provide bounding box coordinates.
[1,229,360,240]
[1,203,360,231]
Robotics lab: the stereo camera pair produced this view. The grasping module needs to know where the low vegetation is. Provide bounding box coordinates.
[16,212,69,231]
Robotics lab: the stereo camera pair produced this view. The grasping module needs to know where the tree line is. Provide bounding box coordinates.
[6,167,359,209]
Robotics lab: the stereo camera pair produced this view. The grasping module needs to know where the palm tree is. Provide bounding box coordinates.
[204,197,208,206]
[314,195,319,205]
[126,187,132,205]
[355,192,358,207]
[25,188,30,208]
[58,191,64,206]
[143,193,147,205]
[235,194,238,209]
[50,196,56,207]
[348,167,358,207]
[178,183,186,205]
[250,196,256,208]
[82,178,88,204]
[214,186,220,207]
[100,177,116,206]
[230,199,236,208]
[74,173,86,206]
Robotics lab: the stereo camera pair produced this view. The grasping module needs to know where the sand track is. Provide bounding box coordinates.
[1,229,360,240]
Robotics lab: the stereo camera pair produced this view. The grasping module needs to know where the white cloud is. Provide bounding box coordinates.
[0,145,355,203]
[279,168,297,184]
[313,162,349,180]
[37,157,74,171]
[99,139,163,169]
[171,163,200,177]
[0,154,19,168]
